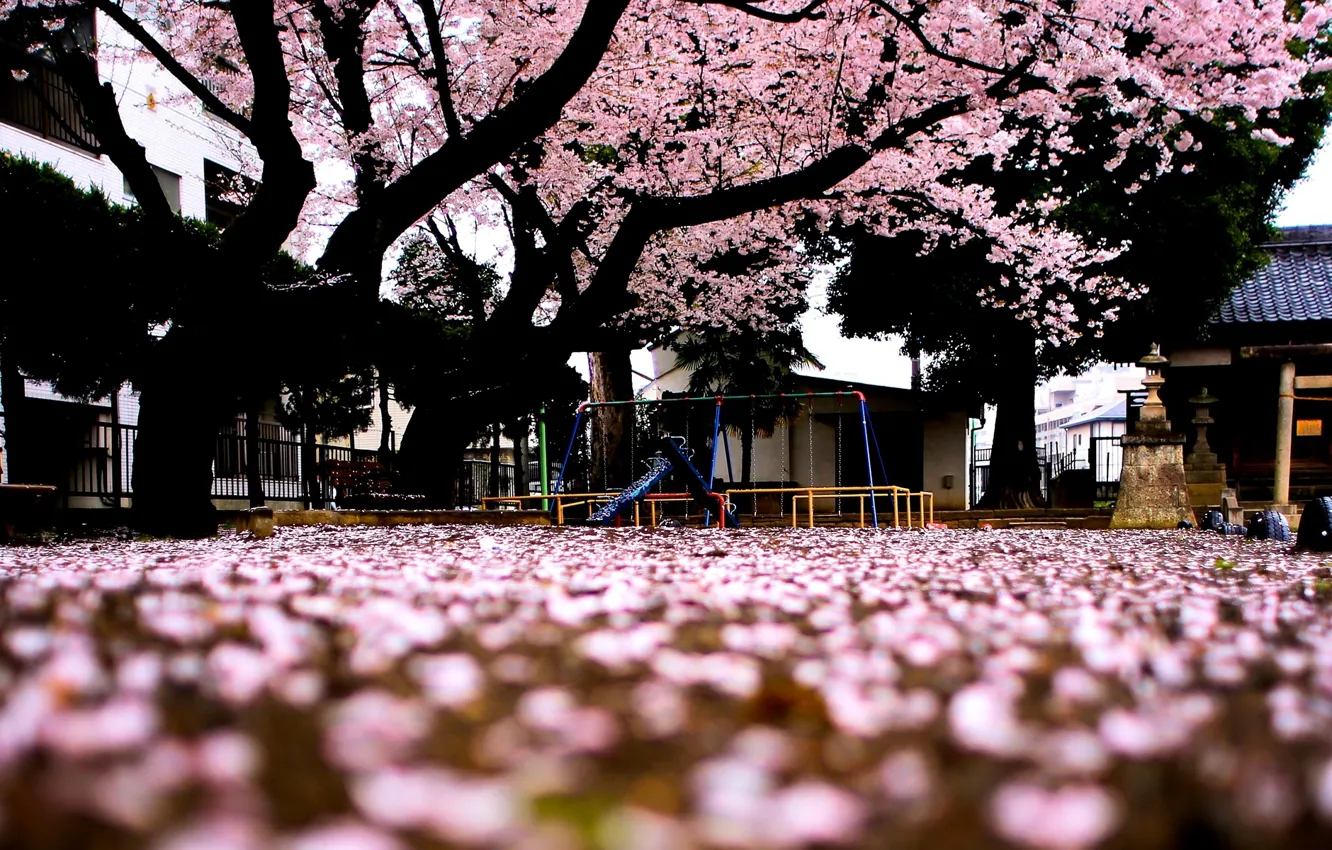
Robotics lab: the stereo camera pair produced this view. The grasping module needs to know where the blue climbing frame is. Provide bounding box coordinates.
[553,391,888,528]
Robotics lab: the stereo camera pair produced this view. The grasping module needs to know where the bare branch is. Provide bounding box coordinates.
[867,0,1013,78]
[680,0,829,23]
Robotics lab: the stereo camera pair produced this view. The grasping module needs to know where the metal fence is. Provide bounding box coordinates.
[63,421,379,506]
[455,460,517,507]
[969,446,1052,508]
[1089,435,1123,502]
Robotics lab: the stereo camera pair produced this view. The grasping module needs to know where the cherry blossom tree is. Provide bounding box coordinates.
[2,0,1326,519]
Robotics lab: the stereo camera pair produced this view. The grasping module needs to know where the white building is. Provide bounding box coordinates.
[0,11,295,509]
[1034,363,1143,461]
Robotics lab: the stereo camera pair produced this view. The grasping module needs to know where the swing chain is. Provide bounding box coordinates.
[807,399,814,493]
[836,396,843,516]
[779,405,787,517]
[750,397,757,516]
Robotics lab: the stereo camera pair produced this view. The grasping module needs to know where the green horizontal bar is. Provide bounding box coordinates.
[578,391,865,410]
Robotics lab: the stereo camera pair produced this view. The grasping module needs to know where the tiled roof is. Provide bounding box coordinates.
[1216,226,1332,324]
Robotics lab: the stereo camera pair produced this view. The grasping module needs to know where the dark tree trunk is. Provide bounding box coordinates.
[588,350,634,491]
[378,371,394,471]
[132,376,222,538]
[1,352,28,485]
[396,401,466,507]
[245,403,265,508]
[976,339,1046,510]
[488,423,502,498]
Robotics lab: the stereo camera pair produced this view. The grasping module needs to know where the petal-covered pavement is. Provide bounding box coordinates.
[2,526,1332,848]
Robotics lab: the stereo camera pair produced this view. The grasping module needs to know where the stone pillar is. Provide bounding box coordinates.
[1111,344,1196,529]
[1185,388,1226,508]
[1274,361,1296,507]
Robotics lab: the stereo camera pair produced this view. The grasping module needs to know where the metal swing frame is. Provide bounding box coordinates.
[538,391,916,528]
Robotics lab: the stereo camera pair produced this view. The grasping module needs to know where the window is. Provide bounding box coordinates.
[0,10,97,150]
[0,65,98,150]
[123,166,182,214]
[204,160,256,230]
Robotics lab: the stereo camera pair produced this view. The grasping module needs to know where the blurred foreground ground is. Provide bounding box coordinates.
[1,526,1331,849]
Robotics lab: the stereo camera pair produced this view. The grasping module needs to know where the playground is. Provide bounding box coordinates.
[484,392,937,530]
[2,524,1331,849]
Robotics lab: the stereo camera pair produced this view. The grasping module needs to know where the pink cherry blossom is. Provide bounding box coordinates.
[280,820,406,850]
[767,781,867,847]
[989,782,1122,850]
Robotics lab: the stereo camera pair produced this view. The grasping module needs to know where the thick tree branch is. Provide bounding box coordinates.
[310,0,386,205]
[92,0,254,134]
[414,0,463,139]
[552,93,978,340]
[49,48,174,222]
[223,0,316,261]
[318,0,633,284]
[423,216,491,324]
[487,173,583,305]
[485,178,560,329]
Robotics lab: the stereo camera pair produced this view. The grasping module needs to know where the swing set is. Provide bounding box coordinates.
[482,391,934,528]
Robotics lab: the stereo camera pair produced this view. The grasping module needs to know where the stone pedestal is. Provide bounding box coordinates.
[1111,344,1197,529]
[1111,433,1196,528]
[1185,388,1226,508]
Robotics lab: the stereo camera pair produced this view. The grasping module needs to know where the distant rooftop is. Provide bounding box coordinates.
[1216,225,1332,324]
[1062,398,1127,429]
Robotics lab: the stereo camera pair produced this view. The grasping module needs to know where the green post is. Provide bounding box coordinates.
[538,407,550,511]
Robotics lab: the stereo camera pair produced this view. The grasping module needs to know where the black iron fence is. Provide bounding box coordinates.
[455,460,518,507]
[969,446,1053,508]
[1089,435,1123,502]
[56,420,531,508]
[64,421,380,507]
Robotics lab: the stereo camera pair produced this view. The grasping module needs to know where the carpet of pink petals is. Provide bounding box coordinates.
[3,525,1332,849]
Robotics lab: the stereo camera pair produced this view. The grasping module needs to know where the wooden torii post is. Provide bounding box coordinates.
[1240,343,1332,509]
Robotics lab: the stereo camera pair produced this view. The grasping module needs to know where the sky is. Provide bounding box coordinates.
[595,135,1332,394]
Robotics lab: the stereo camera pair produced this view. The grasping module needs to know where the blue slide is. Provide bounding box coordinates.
[584,456,675,525]
[583,437,739,527]
[658,437,739,528]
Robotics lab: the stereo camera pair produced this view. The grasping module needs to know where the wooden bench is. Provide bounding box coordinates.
[323,459,393,497]
[0,484,57,542]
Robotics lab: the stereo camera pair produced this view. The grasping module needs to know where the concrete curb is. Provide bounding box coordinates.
[235,509,554,529]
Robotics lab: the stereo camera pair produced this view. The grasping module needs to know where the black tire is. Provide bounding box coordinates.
[1246,509,1291,542]
[1177,520,1195,529]
[1297,498,1332,551]
[1200,510,1225,532]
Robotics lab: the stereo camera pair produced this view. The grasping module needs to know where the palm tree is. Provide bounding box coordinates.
[669,327,824,485]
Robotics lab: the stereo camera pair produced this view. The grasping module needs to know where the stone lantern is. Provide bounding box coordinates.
[1184,387,1227,509]
[1111,344,1196,528]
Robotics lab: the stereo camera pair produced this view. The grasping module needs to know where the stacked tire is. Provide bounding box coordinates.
[1200,510,1226,532]
[1246,509,1291,542]
[1297,498,1332,552]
